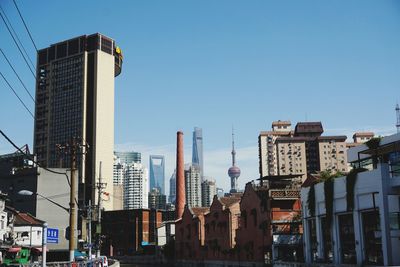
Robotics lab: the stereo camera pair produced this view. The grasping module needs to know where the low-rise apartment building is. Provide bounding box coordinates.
[301,133,400,266]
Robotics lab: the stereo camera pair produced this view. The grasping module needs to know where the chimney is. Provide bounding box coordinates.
[175,131,185,220]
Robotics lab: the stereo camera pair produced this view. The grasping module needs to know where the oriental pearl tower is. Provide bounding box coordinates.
[228,128,240,193]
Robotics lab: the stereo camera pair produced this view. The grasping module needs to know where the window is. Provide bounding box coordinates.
[251,209,257,226]
[389,212,400,230]
[241,211,247,228]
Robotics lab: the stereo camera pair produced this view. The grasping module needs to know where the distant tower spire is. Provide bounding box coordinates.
[228,126,240,193]
[396,103,400,133]
[231,126,236,166]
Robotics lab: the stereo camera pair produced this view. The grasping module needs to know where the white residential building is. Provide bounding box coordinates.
[185,164,202,208]
[113,156,125,185]
[301,133,400,266]
[124,163,149,209]
[13,213,44,248]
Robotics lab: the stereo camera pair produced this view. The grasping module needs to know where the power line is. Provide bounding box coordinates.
[0,129,71,183]
[0,4,35,70]
[12,0,38,52]
[0,48,35,102]
[0,9,36,78]
[0,71,34,118]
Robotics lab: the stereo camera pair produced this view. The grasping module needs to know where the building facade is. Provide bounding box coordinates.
[124,163,149,209]
[148,188,167,210]
[169,171,176,204]
[192,127,204,180]
[175,206,209,260]
[203,195,241,261]
[149,155,165,194]
[175,176,302,266]
[301,133,400,266]
[185,164,202,208]
[201,178,216,207]
[259,121,349,180]
[259,121,292,178]
[101,209,162,256]
[114,151,141,164]
[33,33,123,211]
[352,132,374,143]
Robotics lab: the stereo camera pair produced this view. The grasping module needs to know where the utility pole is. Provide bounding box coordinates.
[87,200,92,260]
[69,137,78,262]
[56,137,87,262]
[96,161,107,258]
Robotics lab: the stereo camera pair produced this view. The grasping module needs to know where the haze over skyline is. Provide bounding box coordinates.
[1,0,399,193]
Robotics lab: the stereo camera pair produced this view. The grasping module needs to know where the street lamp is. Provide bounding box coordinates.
[18,190,72,264]
[17,190,55,267]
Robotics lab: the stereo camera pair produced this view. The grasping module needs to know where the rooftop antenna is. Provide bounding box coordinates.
[396,103,400,133]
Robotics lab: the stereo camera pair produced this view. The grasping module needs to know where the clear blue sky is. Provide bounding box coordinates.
[1,0,399,193]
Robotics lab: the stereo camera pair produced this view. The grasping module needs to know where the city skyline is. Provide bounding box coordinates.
[1,1,399,194]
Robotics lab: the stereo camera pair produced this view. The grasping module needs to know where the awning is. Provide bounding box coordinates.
[32,247,49,253]
[8,247,21,253]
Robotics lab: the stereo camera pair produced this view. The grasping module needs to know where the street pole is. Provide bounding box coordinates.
[96,161,103,258]
[69,138,77,262]
[88,200,92,260]
[42,222,47,267]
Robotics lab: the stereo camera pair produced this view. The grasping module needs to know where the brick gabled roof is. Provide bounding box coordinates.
[219,197,241,208]
[191,207,209,217]
[14,212,44,226]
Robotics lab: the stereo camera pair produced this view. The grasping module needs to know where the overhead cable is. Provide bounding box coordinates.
[0,71,34,118]
[0,48,35,102]
[12,0,38,51]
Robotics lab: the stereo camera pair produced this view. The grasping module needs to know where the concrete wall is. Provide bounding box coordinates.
[93,49,115,211]
[36,168,71,250]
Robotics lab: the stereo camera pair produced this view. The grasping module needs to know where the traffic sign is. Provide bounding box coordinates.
[47,228,59,244]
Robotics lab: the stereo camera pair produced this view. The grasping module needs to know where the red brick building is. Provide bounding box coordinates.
[175,206,209,260]
[175,175,302,265]
[101,209,163,256]
[235,183,271,262]
[204,195,241,260]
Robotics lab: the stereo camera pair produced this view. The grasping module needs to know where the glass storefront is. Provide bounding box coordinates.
[321,217,333,262]
[308,219,317,262]
[338,214,356,264]
[362,210,383,265]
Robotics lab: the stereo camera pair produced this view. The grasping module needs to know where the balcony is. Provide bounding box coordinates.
[269,189,300,200]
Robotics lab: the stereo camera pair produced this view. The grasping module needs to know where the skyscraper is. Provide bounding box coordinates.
[192,127,204,179]
[33,33,123,210]
[114,151,141,164]
[124,162,148,209]
[149,155,165,194]
[169,170,176,204]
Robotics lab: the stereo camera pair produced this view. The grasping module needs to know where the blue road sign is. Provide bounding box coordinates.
[47,228,59,244]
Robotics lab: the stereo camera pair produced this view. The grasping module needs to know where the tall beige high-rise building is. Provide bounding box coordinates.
[275,137,308,180]
[259,121,348,180]
[33,33,123,210]
[258,121,292,177]
[317,136,348,173]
